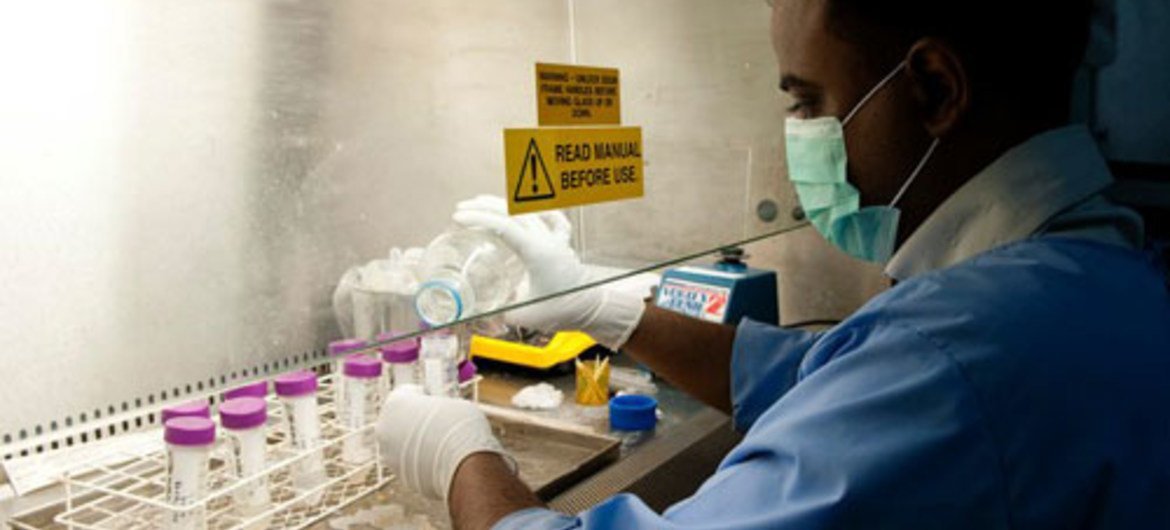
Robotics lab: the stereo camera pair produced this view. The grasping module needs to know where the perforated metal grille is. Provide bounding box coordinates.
[1,350,328,463]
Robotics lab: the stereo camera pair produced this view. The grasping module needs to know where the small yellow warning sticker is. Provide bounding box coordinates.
[536,63,621,126]
[505,127,644,214]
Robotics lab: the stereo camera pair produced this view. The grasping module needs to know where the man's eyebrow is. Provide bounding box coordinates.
[779,74,820,92]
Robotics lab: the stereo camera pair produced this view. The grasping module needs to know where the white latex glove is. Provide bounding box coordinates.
[452,195,645,350]
[375,387,513,500]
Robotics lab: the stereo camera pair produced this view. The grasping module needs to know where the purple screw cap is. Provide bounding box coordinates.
[381,339,420,364]
[219,397,268,430]
[274,370,319,398]
[223,381,268,400]
[329,338,368,357]
[458,360,478,384]
[164,417,216,447]
[161,400,211,424]
[344,354,383,379]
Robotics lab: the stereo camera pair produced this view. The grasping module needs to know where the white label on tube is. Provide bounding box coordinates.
[166,445,209,530]
[393,364,416,388]
[229,427,271,517]
[343,379,372,464]
[345,380,367,428]
[287,396,321,450]
[283,395,326,502]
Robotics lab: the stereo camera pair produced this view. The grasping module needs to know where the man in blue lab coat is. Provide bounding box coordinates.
[376,0,1170,528]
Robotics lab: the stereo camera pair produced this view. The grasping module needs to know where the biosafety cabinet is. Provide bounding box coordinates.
[0,1,813,528]
[2,0,1164,528]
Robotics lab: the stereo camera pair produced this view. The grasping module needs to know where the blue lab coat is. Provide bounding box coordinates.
[498,236,1170,529]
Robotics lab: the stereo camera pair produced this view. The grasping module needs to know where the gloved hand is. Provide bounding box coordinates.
[452,195,646,350]
[375,387,513,500]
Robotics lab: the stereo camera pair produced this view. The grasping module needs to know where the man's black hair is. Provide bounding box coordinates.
[826,0,1094,117]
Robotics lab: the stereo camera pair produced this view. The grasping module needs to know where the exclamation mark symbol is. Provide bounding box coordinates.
[514,137,555,203]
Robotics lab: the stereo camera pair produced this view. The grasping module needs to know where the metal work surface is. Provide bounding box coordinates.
[311,364,733,529]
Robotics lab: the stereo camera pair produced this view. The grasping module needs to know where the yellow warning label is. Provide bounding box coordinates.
[505,127,643,214]
[536,63,621,126]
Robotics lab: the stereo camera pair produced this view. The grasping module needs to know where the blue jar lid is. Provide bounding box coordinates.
[609,394,658,432]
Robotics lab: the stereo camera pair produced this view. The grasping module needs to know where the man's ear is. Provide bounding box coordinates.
[906,38,970,137]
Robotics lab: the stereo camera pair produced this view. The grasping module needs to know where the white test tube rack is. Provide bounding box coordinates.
[47,372,482,530]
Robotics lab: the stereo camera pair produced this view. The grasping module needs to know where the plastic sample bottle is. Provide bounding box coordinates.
[161,400,211,424]
[414,228,525,326]
[457,360,478,401]
[420,332,459,397]
[380,338,420,391]
[223,381,268,401]
[164,417,216,530]
[328,339,368,400]
[341,355,382,468]
[218,397,272,527]
[273,370,327,503]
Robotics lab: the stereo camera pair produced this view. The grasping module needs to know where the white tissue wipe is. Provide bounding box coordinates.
[510,383,564,410]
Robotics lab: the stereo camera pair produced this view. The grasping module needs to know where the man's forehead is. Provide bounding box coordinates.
[772,0,828,40]
[771,0,832,80]
[773,0,873,95]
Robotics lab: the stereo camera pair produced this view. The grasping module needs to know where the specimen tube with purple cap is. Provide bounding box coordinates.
[219,397,272,525]
[164,417,216,530]
[274,370,326,502]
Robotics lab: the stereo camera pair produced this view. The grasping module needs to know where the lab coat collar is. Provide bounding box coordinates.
[885,125,1113,281]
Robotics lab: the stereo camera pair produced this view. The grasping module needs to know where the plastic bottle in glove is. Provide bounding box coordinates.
[414,228,525,326]
[450,195,646,352]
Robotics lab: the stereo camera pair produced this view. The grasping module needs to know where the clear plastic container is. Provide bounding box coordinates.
[218,398,271,527]
[353,287,418,341]
[381,338,420,391]
[414,227,525,326]
[273,370,326,503]
[164,417,216,530]
[387,292,420,337]
[421,332,459,397]
[336,249,421,340]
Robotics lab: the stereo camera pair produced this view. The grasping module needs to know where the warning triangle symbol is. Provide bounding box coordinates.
[514,138,557,202]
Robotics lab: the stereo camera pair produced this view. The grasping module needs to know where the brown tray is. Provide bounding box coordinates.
[485,405,620,500]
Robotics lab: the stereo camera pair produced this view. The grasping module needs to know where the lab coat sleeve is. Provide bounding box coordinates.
[494,323,1009,530]
[730,318,824,431]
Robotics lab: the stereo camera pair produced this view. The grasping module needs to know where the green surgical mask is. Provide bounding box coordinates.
[786,61,940,264]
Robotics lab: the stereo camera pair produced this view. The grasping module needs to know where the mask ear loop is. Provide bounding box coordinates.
[839,58,938,208]
[842,61,908,126]
[889,137,941,208]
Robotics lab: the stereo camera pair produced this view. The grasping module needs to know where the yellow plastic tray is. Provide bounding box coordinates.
[470,331,597,370]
